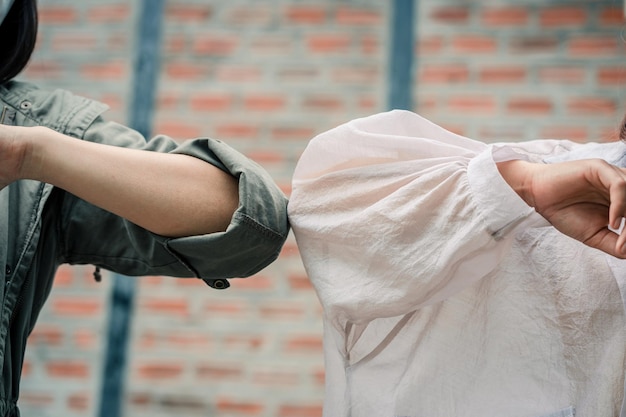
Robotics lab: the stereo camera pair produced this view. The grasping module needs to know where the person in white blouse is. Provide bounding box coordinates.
[289,110,626,417]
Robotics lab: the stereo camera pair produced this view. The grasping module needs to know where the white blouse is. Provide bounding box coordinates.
[289,110,626,417]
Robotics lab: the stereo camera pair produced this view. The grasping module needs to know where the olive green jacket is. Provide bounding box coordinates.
[0,81,289,416]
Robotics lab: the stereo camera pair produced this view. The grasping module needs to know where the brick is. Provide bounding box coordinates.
[157,92,180,110]
[245,150,284,164]
[482,7,529,26]
[223,335,265,351]
[569,36,619,56]
[420,64,469,84]
[567,97,617,115]
[23,60,63,80]
[165,62,209,80]
[88,4,131,22]
[278,404,324,417]
[599,7,625,25]
[358,96,379,111]
[215,66,262,83]
[539,6,587,27]
[159,395,208,412]
[166,332,212,349]
[155,121,203,140]
[106,33,130,51]
[22,360,32,377]
[540,126,589,142]
[81,61,127,80]
[140,297,190,317]
[507,97,553,114]
[287,274,313,291]
[302,95,344,111]
[227,6,273,25]
[510,36,559,53]
[29,325,63,345]
[39,6,78,24]
[252,370,299,385]
[215,123,260,139]
[250,36,293,55]
[447,96,497,113]
[417,36,445,55]
[243,94,287,111]
[478,66,526,83]
[284,335,324,352]
[285,6,327,24]
[138,275,164,286]
[278,68,321,83]
[46,360,89,378]
[452,35,497,53]
[229,274,274,290]
[204,299,249,316]
[174,278,206,287]
[67,393,90,412]
[74,329,98,349]
[216,398,264,415]
[193,35,239,55]
[52,297,102,316]
[598,67,626,85]
[307,34,351,53]
[538,66,586,84]
[332,66,380,83]
[190,93,233,111]
[99,93,125,112]
[418,96,438,113]
[166,5,212,22]
[54,266,74,287]
[136,363,184,380]
[138,331,158,349]
[51,33,98,51]
[430,6,470,24]
[164,34,187,53]
[196,364,243,379]
[336,7,382,25]
[18,392,54,406]
[360,35,379,54]
[259,302,306,319]
[478,125,527,142]
[313,368,325,386]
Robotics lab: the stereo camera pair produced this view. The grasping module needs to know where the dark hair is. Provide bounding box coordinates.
[621,113,626,142]
[0,0,38,84]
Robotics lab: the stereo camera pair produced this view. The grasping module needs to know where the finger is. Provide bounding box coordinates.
[587,228,626,259]
[594,162,626,229]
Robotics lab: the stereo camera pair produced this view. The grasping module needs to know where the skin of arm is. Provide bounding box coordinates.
[2,125,239,238]
[497,158,626,259]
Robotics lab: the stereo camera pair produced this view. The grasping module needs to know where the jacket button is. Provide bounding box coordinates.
[5,265,11,275]
[20,101,32,110]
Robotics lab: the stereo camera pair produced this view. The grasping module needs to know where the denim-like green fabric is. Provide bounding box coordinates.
[0,80,289,415]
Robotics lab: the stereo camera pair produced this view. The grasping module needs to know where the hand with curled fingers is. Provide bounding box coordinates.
[498,158,626,259]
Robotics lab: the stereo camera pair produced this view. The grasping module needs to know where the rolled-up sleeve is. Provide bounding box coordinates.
[60,117,289,287]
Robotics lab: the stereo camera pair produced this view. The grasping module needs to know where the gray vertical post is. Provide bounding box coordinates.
[98,1,165,416]
[388,0,415,111]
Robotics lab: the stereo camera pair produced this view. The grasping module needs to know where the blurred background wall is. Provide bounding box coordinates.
[17,0,626,416]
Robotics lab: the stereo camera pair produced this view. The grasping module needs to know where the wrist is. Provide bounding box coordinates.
[496,159,536,208]
[19,126,55,182]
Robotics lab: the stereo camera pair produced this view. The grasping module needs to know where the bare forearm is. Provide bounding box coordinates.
[23,126,238,237]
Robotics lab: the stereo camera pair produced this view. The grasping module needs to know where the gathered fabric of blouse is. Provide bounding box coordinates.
[288,110,626,417]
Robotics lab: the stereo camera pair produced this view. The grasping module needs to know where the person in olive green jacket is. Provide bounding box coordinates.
[0,1,289,415]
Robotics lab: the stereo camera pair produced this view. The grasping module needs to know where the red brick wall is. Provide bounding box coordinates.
[18,1,626,416]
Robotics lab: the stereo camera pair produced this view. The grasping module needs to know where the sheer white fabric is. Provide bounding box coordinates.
[289,110,626,417]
